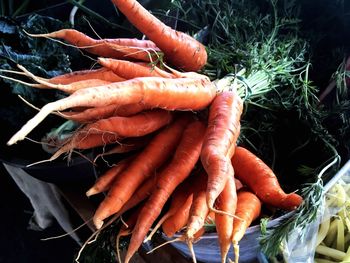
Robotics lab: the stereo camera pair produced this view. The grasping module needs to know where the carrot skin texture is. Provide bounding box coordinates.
[124,120,207,263]
[61,102,150,123]
[215,171,237,263]
[232,190,261,263]
[232,190,261,243]
[49,79,112,94]
[201,91,243,212]
[231,146,303,210]
[92,116,191,228]
[86,156,133,196]
[117,172,159,216]
[63,132,120,151]
[48,67,125,84]
[75,109,173,137]
[34,29,158,61]
[98,58,174,79]
[148,177,195,240]
[111,0,207,71]
[162,192,193,238]
[185,171,210,240]
[7,76,216,145]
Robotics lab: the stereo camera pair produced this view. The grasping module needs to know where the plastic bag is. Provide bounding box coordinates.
[283,160,350,263]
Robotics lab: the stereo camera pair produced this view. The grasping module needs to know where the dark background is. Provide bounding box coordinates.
[0,163,81,263]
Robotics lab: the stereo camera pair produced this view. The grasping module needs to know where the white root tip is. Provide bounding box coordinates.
[86,188,97,197]
[7,102,57,145]
[94,219,104,230]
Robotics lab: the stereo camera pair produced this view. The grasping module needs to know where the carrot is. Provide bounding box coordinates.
[117,171,161,216]
[215,170,237,263]
[231,146,303,210]
[86,155,134,197]
[124,120,206,263]
[2,65,113,94]
[60,102,150,123]
[49,131,124,162]
[7,75,216,145]
[116,206,143,263]
[92,115,191,229]
[26,29,160,62]
[97,58,174,79]
[201,91,243,215]
[46,67,125,84]
[110,0,207,72]
[145,177,194,241]
[184,171,209,241]
[161,193,193,238]
[40,79,112,94]
[235,179,244,191]
[232,189,262,263]
[93,135,152,162]
[75,109,172,137]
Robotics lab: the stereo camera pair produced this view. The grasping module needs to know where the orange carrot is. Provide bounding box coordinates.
[97,58,174,79]
[201,91,243,215]
[124,120,206,263]
[74,109,173,137]
[232,189,261,263]
[7,75,216,145]
[185,171,209,241]
[92,116,191,229]
[110,0,207,72]
[61,109,173,157]
[215,171,237,263]
[231,146,303,210]
[235,179,244,191]
[60,102,150,123]
[146,177,194,241]
[47,67,125,84]
[86,155,134,196]
[40,79,112,94]
[5,65,113,94]
[93,135,152,161]
[161,193,193,238]
[117,171,160,216]
[26,29,160,62]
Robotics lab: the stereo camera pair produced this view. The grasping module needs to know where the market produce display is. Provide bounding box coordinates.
[315,174,350,263]
[1,0,349,263]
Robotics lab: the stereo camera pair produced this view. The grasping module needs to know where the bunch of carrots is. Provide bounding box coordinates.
[2,0,304,262]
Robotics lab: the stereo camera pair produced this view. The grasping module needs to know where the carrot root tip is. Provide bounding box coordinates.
[94,220,104,230]
[86,188,97,197]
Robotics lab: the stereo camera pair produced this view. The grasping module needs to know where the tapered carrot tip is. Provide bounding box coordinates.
[94,219,104,230]
[86,188,97,197]
[281,193,303,210]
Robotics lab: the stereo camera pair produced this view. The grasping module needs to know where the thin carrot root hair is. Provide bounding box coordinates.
[75,214,120,263]
[233,241,239,263]
[116,229,132,263]
[143,214,171,243]
[208,205,239,218]
[92,140,144,162]
[16,64,111,93]
[49,131,120,162]
[0,73,43,88]
[187,239,197,263]
[106,42,160,61]
[23,29,107,49]
[40,218,93,241]
[146,237,184,254]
